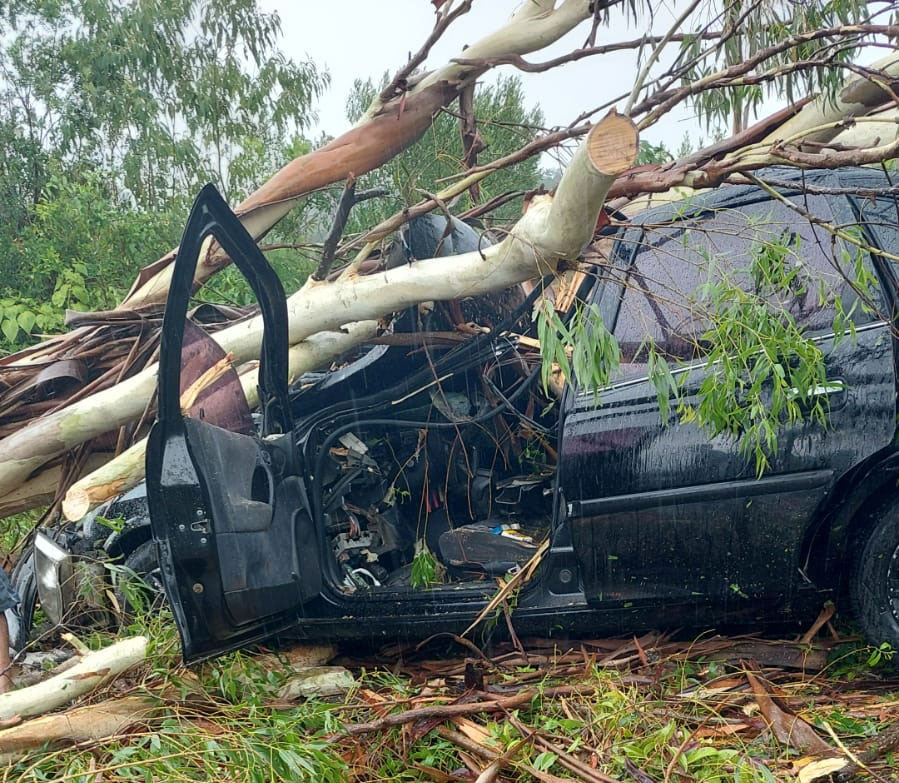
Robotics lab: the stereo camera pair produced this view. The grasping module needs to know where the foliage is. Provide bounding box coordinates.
[344,74,545,229]
[534,297,620,399]
[0,0,327,210]
[548,206,877,474]
[0,174,186,351]
[9,603,898,783]
[676,0,872,133]
[0,1,328,351]
[410,540,441,590]
[679,229,835,475]
[0,508,39,560]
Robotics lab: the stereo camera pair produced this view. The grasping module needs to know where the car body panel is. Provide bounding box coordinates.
[146,184,320,662]
[561,172,896,610]
[146,169,899,661]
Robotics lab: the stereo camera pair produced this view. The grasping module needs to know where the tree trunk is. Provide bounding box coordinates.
[0,636,147,721]
[0,112,638,500]
[0,695,156,763]
[119,0,599,310]
[0,454,109,518]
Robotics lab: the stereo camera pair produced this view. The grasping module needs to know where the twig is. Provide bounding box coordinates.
[624,0,702,116]
[313,177,388,281]
[458,190,527,221]
[633,25,899,127]
[462,539,549,638]
[459,82,486,201]
[337,683,594,737]
[379,0,474,103]
[821,720,890,783]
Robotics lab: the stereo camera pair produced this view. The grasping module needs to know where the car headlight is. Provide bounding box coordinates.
[33,532,74,626]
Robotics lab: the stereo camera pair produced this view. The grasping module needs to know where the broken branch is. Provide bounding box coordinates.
[0,636,147,721]
[313,177,388,281]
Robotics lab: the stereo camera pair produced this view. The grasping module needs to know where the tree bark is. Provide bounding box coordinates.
[0,454,109,518]
[0,695,156,763]
[0,112,637,500]
[119,0,600,310]
[0,636,147,721]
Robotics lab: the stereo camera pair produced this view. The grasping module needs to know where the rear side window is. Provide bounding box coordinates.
[850,193,899,302]
[611,196,876,379]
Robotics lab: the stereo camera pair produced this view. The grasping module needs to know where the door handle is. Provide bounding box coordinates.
[786,380,846,410]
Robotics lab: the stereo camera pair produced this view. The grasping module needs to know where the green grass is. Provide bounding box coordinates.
[0,509,40,563]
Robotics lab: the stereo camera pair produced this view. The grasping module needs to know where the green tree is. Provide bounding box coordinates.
[0,0,328,348]
[344,73,545,229]
[0,0,327,210]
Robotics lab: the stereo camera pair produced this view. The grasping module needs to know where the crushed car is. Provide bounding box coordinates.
[11,166,899,662]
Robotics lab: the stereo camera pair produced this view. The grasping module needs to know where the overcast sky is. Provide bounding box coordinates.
[259,0,715,157]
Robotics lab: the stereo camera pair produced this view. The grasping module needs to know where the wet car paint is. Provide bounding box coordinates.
[147,169,899,662]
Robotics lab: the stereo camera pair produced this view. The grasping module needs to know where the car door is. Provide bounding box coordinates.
[147,184,321,663]
[561,182,896,611]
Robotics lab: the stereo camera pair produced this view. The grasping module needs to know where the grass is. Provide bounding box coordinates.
[0,509,40,564]
[4,605,899,782]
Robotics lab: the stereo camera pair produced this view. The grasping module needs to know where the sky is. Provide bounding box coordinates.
[259,0,718,158]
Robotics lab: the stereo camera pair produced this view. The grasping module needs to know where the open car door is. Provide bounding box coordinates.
[147,184,320,663]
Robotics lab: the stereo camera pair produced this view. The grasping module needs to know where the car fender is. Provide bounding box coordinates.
[800,445,899,590]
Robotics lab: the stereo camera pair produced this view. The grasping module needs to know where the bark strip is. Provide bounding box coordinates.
[0,112,637,500]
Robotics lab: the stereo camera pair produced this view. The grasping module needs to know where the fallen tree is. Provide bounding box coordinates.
[0,109,638,501]
[104,0,613,311]
[0,0,898,518]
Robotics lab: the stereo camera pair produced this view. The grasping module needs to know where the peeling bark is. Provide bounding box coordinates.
[0,112,637,500]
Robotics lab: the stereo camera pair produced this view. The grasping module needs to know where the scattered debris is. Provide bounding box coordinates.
[277,666,355,700]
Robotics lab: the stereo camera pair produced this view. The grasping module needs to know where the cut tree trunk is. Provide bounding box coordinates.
[0,111,638,501]
[0,695,156,763]
[0,636,147,721]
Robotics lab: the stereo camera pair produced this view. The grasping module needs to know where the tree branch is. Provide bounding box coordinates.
[379,0,474,103]
[452,30,732,73]
[634,24,899,128]
[338,124,591,256]
[313,177,388,281]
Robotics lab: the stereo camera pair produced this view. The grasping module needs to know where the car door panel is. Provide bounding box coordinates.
[147,184,320,663]
[569,475,831,604]
[565,324,894,608]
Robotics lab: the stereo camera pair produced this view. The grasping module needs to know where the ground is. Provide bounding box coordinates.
[3,605,898,782]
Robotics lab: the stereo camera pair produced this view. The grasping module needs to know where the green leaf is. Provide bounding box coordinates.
[17,311,35,334]
[1,319,19,343]
[532,751,558,771]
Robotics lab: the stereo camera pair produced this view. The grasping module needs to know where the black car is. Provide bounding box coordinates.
[146,168,899,663]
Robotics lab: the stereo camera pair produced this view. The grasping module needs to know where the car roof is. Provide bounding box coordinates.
[626,166,896,228]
